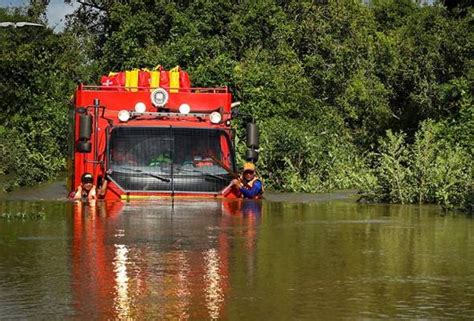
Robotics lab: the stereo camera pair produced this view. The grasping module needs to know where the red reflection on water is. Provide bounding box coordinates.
[71,199,262,320]
[223,200,262,285]
[224,199,262,250]
[71,201,125,320]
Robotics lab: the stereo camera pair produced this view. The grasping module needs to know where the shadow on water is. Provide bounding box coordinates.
[0,185,474,319]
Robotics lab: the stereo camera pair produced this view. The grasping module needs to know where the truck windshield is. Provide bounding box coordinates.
[108,127,235,193]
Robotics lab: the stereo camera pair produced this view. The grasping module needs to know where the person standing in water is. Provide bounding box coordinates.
[72,172,98,201]
[232,162,263,199]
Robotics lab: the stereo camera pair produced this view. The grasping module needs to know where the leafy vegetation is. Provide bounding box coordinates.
[0,1,472,210]
[0,6,92,190]
[358,119,472,209]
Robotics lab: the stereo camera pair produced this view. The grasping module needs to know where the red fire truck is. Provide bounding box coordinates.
[68,68,259,200]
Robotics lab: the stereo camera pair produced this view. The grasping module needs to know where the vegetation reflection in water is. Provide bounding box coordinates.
[0,199,473,320]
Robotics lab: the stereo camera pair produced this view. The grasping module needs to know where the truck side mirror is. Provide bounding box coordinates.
[246,122,259,149]
[76,140,92,153]
[246,148,258,162]
[79,114,92,140]
[76,113,92,153]
[246,122,259,162]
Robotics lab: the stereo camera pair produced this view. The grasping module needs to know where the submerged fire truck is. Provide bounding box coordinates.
[68,68,259,200]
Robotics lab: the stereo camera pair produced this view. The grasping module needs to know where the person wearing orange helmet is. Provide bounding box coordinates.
[232,162,263,199]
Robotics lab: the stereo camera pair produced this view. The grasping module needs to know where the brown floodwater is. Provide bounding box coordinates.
[0,185,473,320]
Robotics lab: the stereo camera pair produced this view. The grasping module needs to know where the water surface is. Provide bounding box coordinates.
[0,194,473,320]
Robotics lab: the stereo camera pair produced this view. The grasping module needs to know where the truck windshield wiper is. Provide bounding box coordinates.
[178,168,227,182]
[209,156,239,179]
[114,167,171,182]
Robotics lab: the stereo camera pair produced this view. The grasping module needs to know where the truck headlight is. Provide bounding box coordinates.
[210,112,222,124]
[118,110,131,122]
[179,103,191,114]
[134,102,146,113]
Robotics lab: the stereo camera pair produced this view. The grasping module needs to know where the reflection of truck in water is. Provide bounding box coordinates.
[71,199,262,319]
[68,68,259,200]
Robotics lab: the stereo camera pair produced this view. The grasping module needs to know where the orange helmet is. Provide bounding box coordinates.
[243,162,255,172]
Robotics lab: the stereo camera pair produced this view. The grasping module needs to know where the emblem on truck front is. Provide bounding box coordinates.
[150,88,169,107]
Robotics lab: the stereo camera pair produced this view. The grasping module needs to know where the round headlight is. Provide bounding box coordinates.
[179,103,191,114]
[118,110,131,122]
[134,102,146,113]
[150,88,169,107]
[210,112,222,124]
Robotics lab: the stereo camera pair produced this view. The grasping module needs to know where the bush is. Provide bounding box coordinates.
[257,116,365,192]
[0,98,67,190]
[373,130,414,204]
[358,120,473,210]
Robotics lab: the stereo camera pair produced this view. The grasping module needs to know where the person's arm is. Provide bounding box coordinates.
[239,180,262,198]
[99,179,108,197]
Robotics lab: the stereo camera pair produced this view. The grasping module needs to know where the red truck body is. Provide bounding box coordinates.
[69,82,240,200]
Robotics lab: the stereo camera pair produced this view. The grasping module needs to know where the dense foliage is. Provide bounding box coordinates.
[0,0,472,209]
[0,5,92,190]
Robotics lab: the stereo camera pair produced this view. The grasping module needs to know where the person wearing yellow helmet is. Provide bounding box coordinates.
[232,162,263,199]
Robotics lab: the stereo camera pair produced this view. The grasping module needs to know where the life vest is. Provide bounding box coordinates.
[81,189,89,201]
[83,186,97,201]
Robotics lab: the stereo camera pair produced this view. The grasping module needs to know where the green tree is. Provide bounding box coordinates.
[0,5,90,190]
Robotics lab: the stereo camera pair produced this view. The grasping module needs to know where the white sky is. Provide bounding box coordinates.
[0,0,78,31]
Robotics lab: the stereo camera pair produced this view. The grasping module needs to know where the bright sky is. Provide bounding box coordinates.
[0,0,78,31]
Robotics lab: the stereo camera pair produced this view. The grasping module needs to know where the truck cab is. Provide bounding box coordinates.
[69,74,243,200]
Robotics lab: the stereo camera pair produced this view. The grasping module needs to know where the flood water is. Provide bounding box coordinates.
[0,188,473,319]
